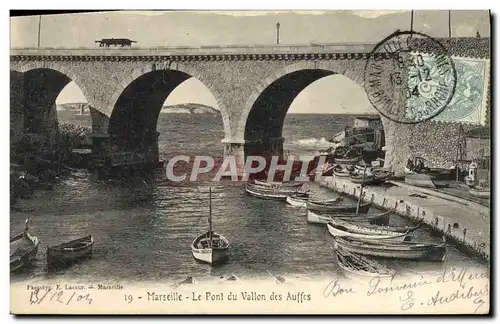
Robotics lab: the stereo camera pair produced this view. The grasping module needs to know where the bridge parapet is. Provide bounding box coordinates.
[10,43,378,57]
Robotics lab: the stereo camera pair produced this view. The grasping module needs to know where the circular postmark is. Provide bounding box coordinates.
[363,30,457,124]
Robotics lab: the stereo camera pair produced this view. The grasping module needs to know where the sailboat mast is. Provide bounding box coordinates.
[356,165,368,214]
[37,15,42,47]
[208,186,213,246]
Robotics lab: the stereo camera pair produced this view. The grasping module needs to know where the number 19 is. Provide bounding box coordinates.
[125,294,133,303]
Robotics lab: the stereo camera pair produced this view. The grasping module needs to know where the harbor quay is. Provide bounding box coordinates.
[317,176,490,262]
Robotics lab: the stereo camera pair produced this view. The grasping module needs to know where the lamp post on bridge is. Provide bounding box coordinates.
[37,15,42,47]
[276,22,280,45]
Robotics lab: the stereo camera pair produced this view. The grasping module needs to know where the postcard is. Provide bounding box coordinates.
[9,10,491,315]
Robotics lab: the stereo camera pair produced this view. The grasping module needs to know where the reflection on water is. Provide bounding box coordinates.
[11,170,487,284]
[11,113,488,284]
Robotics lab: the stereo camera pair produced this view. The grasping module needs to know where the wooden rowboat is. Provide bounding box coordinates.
[331,235,448,262]
[191,187,229,265]
[334,156,360,165]
[333,165,351,177]
[333,169,350,177]
[468,186,490,199]
[286,195,343,208]
[327,222,413,242]
[329,217,422,234]
[307,210,390,226]
[192,231,230,264]
[10,219,39,272]
[253,180,304,188]
[245,183,309,201]
[47,235,94,266]
[405,172,437,189]
[372,169,393,182]
[334,246,395,278]
[306,200,371,213]
[350,173,376,185]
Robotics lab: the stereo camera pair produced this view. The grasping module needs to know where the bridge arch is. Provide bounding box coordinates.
[235,61,376,161]
[107,63,231,140]
[11,63,93,108]
[236,61,366,142]
[10,66,92,135]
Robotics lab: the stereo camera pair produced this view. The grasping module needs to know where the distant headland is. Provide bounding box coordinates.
[56,102,221,115]
[160,103,220,114]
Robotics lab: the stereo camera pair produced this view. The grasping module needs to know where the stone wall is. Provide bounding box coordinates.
[384,118,462,176]
[10,71,24,144]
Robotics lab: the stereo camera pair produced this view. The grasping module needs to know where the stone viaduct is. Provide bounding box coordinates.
[10,38,490,176]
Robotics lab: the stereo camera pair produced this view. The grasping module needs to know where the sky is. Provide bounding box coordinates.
[11,10,490,114]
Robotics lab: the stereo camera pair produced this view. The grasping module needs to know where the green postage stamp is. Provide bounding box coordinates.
[406,53,490,125]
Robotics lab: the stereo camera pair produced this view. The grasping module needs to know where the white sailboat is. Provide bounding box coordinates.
[191,187,229,265]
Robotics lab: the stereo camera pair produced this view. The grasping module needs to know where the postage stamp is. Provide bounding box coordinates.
[433,56,490,125]
[9,10,491,316]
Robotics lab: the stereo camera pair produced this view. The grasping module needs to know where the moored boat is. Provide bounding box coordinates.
[192,231,230,264]
[335,156,361,165]
[468,186,490,199]
[10,219,39,272]
[191,187,229,265]
[306,200,371,213]
[329,130,345,144]
[350,173,376,185]
[333,165,350,177]
[372,168,393,182]
[404,157,447,189]
[405,171,437,189]
[329,217,422,234]
[307,210,390,226]
[47,235,94,266]
[334,246,395,278]
[327,222,412,242]
[286,195,342,208]
[253,179,305,188]
[331,235,448,262]
[333,147,360,165]
[245,183,309,201]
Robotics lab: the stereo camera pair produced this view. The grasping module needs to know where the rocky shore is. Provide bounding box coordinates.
[10,123,92,208]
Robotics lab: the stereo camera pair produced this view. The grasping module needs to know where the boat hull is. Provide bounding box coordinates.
[333,169,350,177]
[47,235,94,262]
[192,247,229,264]
[329,217,420,234]
[253,180,304,188]
[10,232,39,272]
[468,188,490,199]
[286,195,342,207]
[307,210,390,226]
[333,236,448,262]
[334,157,360,165]
[350,175,376,185]
[405,173,437,189]
[245,184,309,201]
[334,248,395,278]
[306,201,371,213]
[191,232,230,265]
[327,223,411,242]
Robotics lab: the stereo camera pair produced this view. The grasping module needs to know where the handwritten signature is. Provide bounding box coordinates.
[29,288,93,306]
[399,284,489,313]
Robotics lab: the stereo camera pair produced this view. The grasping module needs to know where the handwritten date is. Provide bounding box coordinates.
[29,288,93,306]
